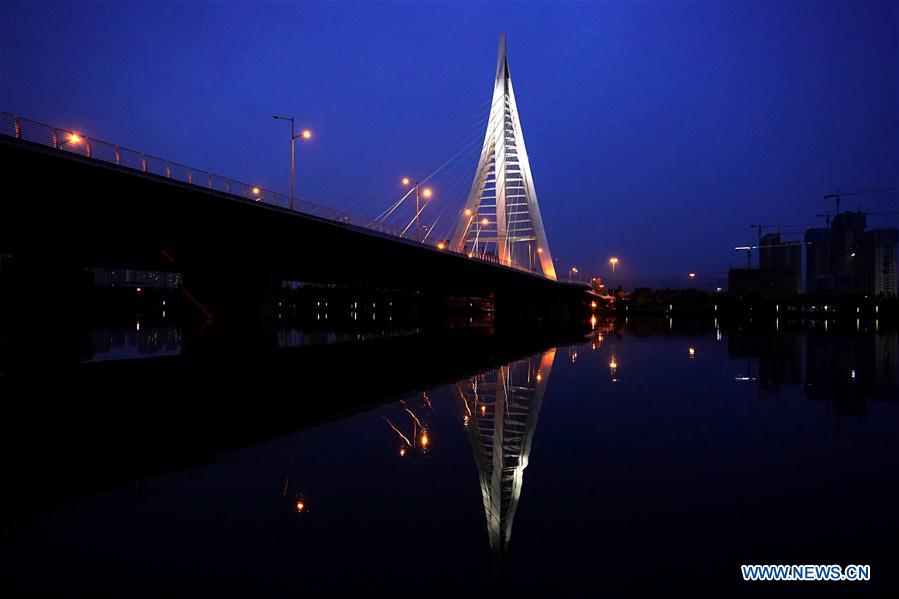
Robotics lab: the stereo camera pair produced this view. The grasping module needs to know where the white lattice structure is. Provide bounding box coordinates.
[458,348,556,561]
[451,34,556,280]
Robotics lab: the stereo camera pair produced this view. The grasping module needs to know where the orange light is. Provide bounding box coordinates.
[437,242,445,250]
[572,267,578,273]
[422,187,433,199]
[399,446,407,457]
[420,432,429,447]
[590,301,598,309]
[301,129,312,140]
[252,187,261,195]
[536,372,542,381]
[402,177,410,186]
[689,347,696,358]
[296,500,305,512]
[481,404,486,416]
[689,272,696,279]
[468,252,474,258]
[481,218,489,226]
[68,133,82,144]
[609,357,618,370]
[536,247,543,253]
[590,315,597,328]
[464,209,473,216]
[135,287,142,294]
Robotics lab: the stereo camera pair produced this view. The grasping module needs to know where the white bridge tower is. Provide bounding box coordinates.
[451,34,557,280]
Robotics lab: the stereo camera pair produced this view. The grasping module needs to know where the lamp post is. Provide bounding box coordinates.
[609,257,619,274]
[273,115,312,211]
[473,217,489,257]
[403,178,432,243]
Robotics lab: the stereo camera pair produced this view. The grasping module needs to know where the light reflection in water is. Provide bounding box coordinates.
[455,347,557,561]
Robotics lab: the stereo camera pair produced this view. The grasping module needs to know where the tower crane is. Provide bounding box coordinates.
[823,188,895,215]
[750,223,797,244]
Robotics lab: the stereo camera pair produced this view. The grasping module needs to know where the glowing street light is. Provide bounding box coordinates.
[403,178,434,243]
[472,217,489,256]
[570,266,579,283]
[272,115,313,211]
[609,257,619,274]
[689,272,696,280]
[68,133,82,144]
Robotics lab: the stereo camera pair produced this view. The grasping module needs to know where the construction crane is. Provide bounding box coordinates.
[735,246,753,269]
[823,188,895,215]
[817,209,898,228]
[750,223,797,244]
[735,239,806,269]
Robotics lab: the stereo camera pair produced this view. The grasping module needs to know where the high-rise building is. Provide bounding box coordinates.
[804,228,831,294]
[862,228,898,297]
[802,211,895,296]
[729,233,801,297]
[827,211,867,293]
[759,232,801,295]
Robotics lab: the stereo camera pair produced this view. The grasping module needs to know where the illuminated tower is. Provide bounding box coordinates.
[458,348,556,561]
[451,34,557,280]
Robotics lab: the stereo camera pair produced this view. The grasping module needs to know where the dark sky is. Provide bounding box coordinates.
[2,1,896,287]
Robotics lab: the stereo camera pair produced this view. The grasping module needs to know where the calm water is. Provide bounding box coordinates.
[2,317,898,596]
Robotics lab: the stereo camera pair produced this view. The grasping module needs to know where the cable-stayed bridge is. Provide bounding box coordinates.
[0,36,585,321]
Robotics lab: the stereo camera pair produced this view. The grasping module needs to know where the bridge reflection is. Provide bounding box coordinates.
[457,347,556,562]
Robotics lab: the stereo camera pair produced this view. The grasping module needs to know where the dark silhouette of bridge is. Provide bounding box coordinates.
[0,115,587,323]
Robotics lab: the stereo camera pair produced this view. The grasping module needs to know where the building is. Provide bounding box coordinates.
[804,228,831,294]
[862,228,898,297]
[759,233,801,295]
[728,232,801,297]
[827,211,867,293]
[803,212,896,296]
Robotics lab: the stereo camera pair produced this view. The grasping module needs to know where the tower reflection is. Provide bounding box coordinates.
[456,348,557,562]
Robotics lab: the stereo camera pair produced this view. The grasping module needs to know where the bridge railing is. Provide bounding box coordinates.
[0,111,550,279]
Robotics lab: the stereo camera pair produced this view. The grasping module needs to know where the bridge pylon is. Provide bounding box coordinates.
[451,34,557,280]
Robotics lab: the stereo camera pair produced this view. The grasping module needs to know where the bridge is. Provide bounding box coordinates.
[0,36,587,323]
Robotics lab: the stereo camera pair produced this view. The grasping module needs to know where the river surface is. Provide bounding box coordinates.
[1,317,897,596]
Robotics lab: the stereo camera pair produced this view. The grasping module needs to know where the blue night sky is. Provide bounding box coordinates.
[2,1,896,287]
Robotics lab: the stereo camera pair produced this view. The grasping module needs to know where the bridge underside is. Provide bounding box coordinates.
[0,138,587,323]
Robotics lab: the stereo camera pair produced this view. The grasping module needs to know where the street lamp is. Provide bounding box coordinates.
[403,178,433,243]
[609,257,619,274]
[471,217,489,257]
[570,266,579,283]
[272,115,312,211]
